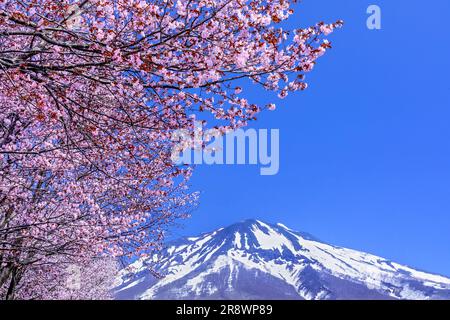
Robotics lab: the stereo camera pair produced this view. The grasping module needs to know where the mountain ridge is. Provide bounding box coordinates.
[114,219,450,300]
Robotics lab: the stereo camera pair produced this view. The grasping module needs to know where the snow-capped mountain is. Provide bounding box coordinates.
[114,219,450,300]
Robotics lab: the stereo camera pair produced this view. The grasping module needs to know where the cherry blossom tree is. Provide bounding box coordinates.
[0,0,342,299]
[0,257,119,299]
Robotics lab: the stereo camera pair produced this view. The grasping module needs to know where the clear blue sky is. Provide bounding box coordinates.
[168,0,450,277]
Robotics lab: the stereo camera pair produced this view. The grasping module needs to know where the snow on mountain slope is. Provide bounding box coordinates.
[114,219,450,300]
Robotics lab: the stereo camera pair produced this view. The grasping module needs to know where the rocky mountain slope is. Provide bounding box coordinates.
[114,219,450,300]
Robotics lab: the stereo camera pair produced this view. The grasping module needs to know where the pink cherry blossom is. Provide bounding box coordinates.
[0,0,342,299]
